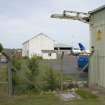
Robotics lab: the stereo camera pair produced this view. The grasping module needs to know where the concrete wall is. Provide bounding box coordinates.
[89,8,105,88]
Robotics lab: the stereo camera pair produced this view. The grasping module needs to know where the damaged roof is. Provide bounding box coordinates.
[89,5,105,14]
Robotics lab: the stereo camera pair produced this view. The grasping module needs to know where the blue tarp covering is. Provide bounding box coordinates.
[77,55,88,71]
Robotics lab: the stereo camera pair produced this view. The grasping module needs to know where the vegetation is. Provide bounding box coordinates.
[0,54,105,105]
[25,56,42,91]
[42,67,60,91]
[0,94,104,105]
[63,74,73,81]
[0,43,3,53]
[11,56,60,94]
[0,65,8,82]
[76,89,97,99]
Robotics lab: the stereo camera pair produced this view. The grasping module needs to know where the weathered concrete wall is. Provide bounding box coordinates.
[89,8,105,88]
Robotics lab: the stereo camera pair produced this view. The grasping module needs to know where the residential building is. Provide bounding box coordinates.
[22,33,56,59]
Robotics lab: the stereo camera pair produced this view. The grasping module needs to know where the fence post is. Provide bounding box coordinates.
[60,51,64,91]
[7,61,13,96]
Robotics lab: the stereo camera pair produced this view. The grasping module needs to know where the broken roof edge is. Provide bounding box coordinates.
[89,5,105,14]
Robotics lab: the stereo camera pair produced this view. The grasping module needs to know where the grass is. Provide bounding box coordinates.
[0,64,105,105]
[76,89,97,99]
[0,64,8,81]
[0,93,105,105]
[63,74,73,81]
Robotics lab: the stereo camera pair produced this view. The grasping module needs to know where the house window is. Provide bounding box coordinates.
[48,53,51,56]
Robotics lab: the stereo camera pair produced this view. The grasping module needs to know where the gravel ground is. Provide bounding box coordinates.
[42,55,79,74]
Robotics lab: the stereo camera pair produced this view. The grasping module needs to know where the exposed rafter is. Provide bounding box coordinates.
[51,10,90,23]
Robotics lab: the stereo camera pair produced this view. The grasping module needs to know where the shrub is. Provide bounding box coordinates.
[42,66,60,91]
[12,58,21,71]
[25,56,42,91]
[12,56,42,93]
[11,56,61,94]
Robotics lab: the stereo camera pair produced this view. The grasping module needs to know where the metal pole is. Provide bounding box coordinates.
[60,58,63,91]
[1,52,13,96]
[60,51,64,91]
[7,61,13,96]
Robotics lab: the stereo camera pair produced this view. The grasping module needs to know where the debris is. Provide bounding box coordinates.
[59,92,80,101]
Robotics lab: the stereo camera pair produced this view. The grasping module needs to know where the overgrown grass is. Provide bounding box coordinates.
[63,74,72,81]
[0,64,8,81]
[0,93,104,105]
[76,89,97,99]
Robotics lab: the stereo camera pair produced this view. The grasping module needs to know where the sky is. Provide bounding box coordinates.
[0,0,105,49]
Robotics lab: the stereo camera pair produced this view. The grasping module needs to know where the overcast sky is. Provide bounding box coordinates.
[0,0,105,49]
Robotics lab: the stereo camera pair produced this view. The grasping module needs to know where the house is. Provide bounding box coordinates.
[22,33,57,59]
[22,33,72,59]
[0,53,8,63]
[4,49,22,59]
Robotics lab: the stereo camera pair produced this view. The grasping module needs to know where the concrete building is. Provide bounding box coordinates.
[22,33,57,59]
[89,5,105,89]
[50,4,105,89]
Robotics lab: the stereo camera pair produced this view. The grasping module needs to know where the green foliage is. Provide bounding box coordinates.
[11,56,61,94]
[63,74,72,81]
[12,58,21,71]
[42,66,60,91]
[0,43,3,52]
[0,93,103,105]
[26,56,42,91]
[11,56,43,93]
[11,57,22,94]
[27,56,40,78]
[22,56,29,59]
[0,65,8,81]
[14,58,30,93]
[76,89,97,99]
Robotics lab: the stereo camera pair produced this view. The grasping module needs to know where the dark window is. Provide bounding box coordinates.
[48,53,51,56]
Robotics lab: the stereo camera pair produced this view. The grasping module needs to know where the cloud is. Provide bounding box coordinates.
[0,0,105,48]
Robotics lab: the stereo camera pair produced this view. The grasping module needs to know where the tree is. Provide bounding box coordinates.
[0,43,3,53]
[26,56,42,91]
[43,67,60,91]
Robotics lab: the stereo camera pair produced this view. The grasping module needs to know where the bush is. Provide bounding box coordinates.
[12,56,42,93]
[12,57,21,71]
[11,56,61,94]
[42,67,60,91]
[26,56,42,91]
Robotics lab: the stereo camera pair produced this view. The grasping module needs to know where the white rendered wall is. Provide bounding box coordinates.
[42,53,57,59]
[28,34,55,59]
[22,41,29,57]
